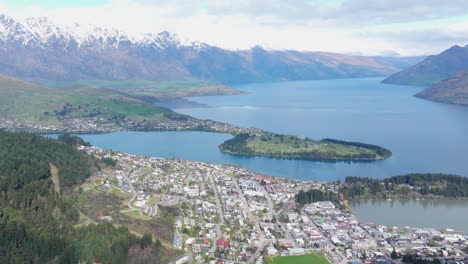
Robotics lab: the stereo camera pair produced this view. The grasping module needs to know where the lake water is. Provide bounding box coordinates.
[80,77,468,182]
[350,199,468,232]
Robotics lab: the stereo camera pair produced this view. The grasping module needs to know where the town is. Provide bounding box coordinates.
[0,116,263,135]
[77,145,468,264]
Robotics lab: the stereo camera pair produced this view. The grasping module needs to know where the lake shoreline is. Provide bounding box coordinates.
[219,148,387,162]
[219,133,392,162]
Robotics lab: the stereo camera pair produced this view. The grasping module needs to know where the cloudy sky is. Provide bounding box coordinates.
[1,0,468,56]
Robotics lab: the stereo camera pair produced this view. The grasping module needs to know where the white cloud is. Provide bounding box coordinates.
[130,0,468,26]
[1,0,467,56]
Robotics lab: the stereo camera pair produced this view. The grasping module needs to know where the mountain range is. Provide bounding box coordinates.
[0,13,423,84]
[382,45,468,86]
[381,44,468,106]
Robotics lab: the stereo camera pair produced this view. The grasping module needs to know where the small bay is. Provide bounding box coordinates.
[350,198,468,232]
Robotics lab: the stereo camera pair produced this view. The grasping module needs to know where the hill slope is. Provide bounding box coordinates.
[0,74,176,131]
[0,74,265,135]
[0,13,422,83]
[0,131,177,263]
[415,69,468,105]
[382,45,468,86]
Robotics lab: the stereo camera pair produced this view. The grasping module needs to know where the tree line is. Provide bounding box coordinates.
[296,189,339,205]
[341,173,468,199]
[219,133,252,153]
[0,131,162,263]
[322,138,392,158]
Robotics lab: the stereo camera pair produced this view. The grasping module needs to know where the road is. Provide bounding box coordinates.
[209,173,225,254]
[122,169,137,210]
[232,180,270,263]
[210,174,225,225]
[260,185,297,247]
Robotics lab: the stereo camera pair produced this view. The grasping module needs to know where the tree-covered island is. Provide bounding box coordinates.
[219,133,392,161]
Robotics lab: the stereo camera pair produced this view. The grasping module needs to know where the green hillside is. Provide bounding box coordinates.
[45,79,244,101]
[0,74,174,127]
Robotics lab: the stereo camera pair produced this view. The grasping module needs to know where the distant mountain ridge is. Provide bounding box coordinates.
[382,45,468,86]
[416,69,468,105]
[0,13,423,84]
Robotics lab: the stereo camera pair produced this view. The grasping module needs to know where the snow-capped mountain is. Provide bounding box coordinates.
[0,14,195,50]
[0,13,424,83]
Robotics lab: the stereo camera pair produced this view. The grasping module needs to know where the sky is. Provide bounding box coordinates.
[1,0,468,56]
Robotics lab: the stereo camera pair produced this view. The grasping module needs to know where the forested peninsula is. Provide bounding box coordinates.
[219,133,392,161]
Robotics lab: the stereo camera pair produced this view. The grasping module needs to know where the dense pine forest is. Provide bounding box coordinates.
[341,173,468,199]
[0,131,162,263]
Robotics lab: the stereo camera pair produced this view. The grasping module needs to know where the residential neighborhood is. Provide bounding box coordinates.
[0,116,263,135]
[79,145,468,264]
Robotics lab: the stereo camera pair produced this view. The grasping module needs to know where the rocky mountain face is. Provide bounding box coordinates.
[416,69,468,105]
[382,45,468,86]
[0,13,423,83]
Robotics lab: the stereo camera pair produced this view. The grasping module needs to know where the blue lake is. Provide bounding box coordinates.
[80,78,468,182]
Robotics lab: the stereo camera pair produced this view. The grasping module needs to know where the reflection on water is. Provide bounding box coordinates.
[350,198,468,232]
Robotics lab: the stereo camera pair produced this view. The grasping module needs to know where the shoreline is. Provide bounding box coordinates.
[219,148,387,162]
[80,143,468,237]
[219,133,392,162]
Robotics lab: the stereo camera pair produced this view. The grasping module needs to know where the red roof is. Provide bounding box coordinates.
[217,240,223,246]
[223,241,229,247]
[280,241,293,248]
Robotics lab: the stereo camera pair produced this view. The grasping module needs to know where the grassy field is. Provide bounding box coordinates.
[273,253,329,264]
[220,133,391,160]
[248,134,377,157]
[0,74,173,125]
[46,79,243,100]
[122,209,152,220]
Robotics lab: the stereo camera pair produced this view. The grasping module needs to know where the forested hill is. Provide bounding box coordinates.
[0,131,91,188]
[0,131,162,263]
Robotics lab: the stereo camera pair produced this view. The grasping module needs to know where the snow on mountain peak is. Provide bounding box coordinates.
[0,13,204,50]
[25,16,63,42]
[0,20,5,34]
